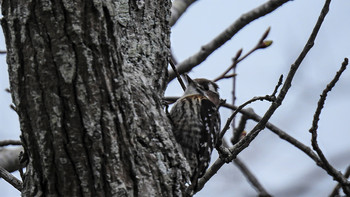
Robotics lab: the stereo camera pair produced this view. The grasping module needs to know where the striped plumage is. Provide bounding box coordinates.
[169,76,221,189]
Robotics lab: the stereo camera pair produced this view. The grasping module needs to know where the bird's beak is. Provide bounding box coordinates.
[185,74,194,85]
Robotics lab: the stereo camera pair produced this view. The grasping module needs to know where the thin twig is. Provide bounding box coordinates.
[222,104,321,163]
[171,52,179,65]
[219,75,282,141]
[168,0,290,82]
[214,27,272,82]
[222,137,271,196]
[0,165,22,191]
[218,95,275,140]
[271,75,283,96]
[0,140,22,147]
[163,96,178,104]
[213,49,242,82]
[169,59,186,91]
[234,158,271,197]
[230,59,238,142]
[0,50,7,54]
[309,57,349,193]
[194,0,333,192]
[330,165,350,197]
[231,114,248,145]
[217,73,237,80]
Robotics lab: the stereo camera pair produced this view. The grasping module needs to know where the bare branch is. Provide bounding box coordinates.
[219,74,281,141]
[234,158,271,197]
[330,165,350,197]
[271,75,283,97]
[222,104,320,162]
[169,59,187,91]
[0,50,6,54]
[213,28,273,82]
[195,0,333,190]
[218,95,275,140]
[221,139,271,196]
[170,0,197,27]
[163,96,178,104]
[213,49,241,82]
[168,0,291,82]
[0,165,22,191]
[231,114,248,145]
[309,57,349,193]
[218,73,236,80]
[0,140,22,147]
[184,28,271,84]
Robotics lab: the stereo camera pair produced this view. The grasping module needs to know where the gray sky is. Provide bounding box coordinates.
[1,0,350,196]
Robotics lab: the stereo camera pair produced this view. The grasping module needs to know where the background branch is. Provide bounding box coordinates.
[223,136,271,196]
[168,0,291,82]
[0,140,22,147]
[222,104,321,162]
[194,0,332,191]
[169,59,186,91]
[213,27,272,82]
[330,165,350,197]
[218,95,275,140]
[234,158,271,197]
[0,165,22,191]
[309,58,349,193]
[231,114,248,145]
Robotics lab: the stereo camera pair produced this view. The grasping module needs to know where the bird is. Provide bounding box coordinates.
[169,75,221,190]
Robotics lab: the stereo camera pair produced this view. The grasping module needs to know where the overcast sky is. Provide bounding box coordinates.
[1,0,350,196]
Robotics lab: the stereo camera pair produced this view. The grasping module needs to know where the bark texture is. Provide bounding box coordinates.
[2,0,189,196]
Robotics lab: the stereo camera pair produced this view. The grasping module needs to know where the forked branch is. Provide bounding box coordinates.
[194,0,333,193]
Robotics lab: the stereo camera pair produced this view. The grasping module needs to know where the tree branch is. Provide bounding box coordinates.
[169,59,187,91]
[168,0,291,82]
[0,165,22,191]
[0,140,22,147]
[330,165,350,197]
[213,27,272,82]
[218,95,275,140]
[234,158,271,197]
[222,103,321,163]
[309,57,349,193]
[231,114,248,145]
[222,138,271,196]
[195,0,332,191]
[219,74,281,141]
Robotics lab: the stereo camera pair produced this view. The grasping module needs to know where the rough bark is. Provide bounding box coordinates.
[1,0,189,196]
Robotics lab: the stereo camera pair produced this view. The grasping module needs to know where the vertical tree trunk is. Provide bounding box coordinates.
[1,0,189,196]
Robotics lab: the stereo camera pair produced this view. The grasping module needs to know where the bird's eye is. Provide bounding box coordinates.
[202,84,209,91]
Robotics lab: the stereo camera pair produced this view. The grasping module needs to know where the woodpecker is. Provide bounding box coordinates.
[169,75,221,190]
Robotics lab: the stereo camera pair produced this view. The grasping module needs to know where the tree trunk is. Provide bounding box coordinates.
[1,0,189,196]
